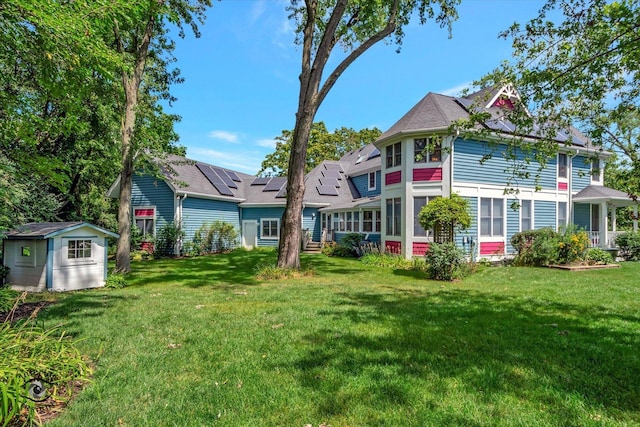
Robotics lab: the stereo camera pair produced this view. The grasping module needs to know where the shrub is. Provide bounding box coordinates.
[0,319,91,426]
[586,248,613,265]
[511,228,559,266]
[555,226,590,265]
[424,242,466,281]
[155,222,184,257]
[340,233,366,257]
[105,273,128,289]
[321,241,354,257]
[194,221,239,254]
[0,264,9,284]
[131,250,154,262]
[615,232,640,261]
[360,253,414,269]
[418,194,471,243]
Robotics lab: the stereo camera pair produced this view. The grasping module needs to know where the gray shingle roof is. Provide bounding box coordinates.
[6,222,119,239]
[573,185,635,203]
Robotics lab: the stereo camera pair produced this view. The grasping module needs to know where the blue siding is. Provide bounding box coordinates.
[459,196,478,256]
[241,207,285,247]
[534,201,556,229]
[182,197,241,243]
[132,175,175,231]
[572,155,591,192]
[506,199,520,253]
[351,171,381,198]
[574,203,591,230]
[453,138,555,190]
[303,207,321,242]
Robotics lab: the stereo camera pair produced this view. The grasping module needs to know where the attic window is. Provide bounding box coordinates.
[355,154,365,164]
[493,96,514,110]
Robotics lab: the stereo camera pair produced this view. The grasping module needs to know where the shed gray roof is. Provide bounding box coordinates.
[6,222,119,239]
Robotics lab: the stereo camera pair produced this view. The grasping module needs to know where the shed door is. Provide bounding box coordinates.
[242,221,258,249]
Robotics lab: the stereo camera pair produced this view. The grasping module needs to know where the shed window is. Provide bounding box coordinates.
[68,240,92,259]
[261,219,280,239]
[21,246,31,257]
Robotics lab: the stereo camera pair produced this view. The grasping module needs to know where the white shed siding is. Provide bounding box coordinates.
[4,239,48,292]
[52,229,106,291]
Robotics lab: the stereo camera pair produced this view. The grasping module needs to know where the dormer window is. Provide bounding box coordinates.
[414,138,441,163]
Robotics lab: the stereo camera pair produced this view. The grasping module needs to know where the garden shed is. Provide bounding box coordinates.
[2,222,118,292]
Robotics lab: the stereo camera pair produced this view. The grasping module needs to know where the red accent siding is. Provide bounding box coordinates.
[134,208,154,217]
[385,241,401,254]
[412,242,430,256]
[558,182,568,191]
[480,242,505,255]
[385,171,402,185]
[413,168,442,182]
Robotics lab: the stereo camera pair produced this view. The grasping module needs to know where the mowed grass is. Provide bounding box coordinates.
[38,250,639,426]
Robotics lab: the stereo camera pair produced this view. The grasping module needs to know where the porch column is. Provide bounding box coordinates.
[600,201,608,249]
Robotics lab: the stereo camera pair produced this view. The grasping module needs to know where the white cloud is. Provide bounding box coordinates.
[248,0,266,26]
[208,130,239,143]
[256,138,277,149]
[188,147,262,174]
[439,82,474,97]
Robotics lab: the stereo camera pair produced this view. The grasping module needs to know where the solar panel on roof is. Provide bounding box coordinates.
[324,163,343,172]
[196,163,235,196]
[320,177,340,188]
[212,167,238,189]
[263,177,286,192]
[225,170,242,182]
[251,177,271,185]
[367,148,381,160]
[322,169,342,180]
[316,185,339,196]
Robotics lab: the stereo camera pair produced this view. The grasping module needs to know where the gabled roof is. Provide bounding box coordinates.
[6,222,119,239]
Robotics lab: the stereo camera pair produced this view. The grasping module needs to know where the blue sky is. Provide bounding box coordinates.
[168,0,545,175]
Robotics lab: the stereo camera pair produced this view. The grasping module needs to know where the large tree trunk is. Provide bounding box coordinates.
[277,110,315,269]
[114,81,138,273]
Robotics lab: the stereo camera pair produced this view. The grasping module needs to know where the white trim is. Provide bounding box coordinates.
[260,218,280,240]
[368,171,376,191]
[133,206,156,238]
[61,237,97,267]
[519,199,534,232]
[242,220,258,248]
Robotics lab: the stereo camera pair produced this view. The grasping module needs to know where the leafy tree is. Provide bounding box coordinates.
[258,122,381,176]
[418,194,471,243]
[468,0,640,192]
[278,0,460,269]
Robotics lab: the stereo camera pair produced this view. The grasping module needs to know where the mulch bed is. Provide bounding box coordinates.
[0,301,53,324]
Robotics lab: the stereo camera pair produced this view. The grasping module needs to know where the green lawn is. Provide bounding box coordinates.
[38,250,639,426]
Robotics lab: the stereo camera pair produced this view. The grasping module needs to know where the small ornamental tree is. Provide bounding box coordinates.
[418,194,471,243]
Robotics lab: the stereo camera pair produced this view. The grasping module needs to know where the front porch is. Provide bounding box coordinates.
[573,185,638,249]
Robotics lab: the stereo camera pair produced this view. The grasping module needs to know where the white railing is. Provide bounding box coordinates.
[608,231,621,248]
[589,231,621,248]
[589,231,600,248]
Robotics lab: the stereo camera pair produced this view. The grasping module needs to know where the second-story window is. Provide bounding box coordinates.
[591,159,601,182]
[368,171,376,190]
[386,142,401,168]
[558,153,568,179]
[414,138,442,163]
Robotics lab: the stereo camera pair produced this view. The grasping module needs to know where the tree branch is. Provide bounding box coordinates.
[317,0,400,107]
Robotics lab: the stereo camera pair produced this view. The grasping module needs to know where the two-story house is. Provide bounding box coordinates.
[108,84,637,259]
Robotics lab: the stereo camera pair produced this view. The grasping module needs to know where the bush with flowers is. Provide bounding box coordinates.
[555,226,590,265]
[511,226,591,266]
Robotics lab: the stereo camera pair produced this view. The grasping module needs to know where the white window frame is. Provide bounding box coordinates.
[368,171,376,191]
[386,198,401,236]
[386,142,401,168]
[558,202,568,230]
[520,200,533,231]
[557,153,568,180]
[413,196,436,237]
[480,198,504,237]
[591,159,602,183]
[134,206,156,238]
[62,237,96,266]
[260,218,280,240]
[413,138,442,164]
